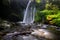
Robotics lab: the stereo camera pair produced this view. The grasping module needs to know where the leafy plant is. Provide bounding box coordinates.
[36,0,41,3]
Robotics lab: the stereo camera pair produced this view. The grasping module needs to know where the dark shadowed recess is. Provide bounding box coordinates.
[0,0,29,22]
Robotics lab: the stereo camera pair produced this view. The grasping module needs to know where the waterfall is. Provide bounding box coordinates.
[23,0,31,24]
[22,0,36,25]
[32,7,36,23]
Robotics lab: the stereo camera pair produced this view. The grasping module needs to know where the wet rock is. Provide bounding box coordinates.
[1,21,11,28]
[3,33,38,40]
[22,35,38,40]
[16,35,38,40]
[3,32,19,40]
[31,29,56,40]
[16,35,23,40]
[36,24,48,29]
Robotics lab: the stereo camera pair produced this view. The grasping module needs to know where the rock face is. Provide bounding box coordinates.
[2,0,36,6]
[1,0,29,22]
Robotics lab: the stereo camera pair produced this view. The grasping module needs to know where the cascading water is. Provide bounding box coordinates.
[22,0,36,25]
[31,7,36,23]
[23,0,31,23]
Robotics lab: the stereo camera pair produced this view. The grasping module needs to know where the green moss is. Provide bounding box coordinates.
[36,0,41,3]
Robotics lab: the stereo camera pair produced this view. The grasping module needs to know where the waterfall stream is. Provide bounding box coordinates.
[20,0,36,25]
[23,0,31,24]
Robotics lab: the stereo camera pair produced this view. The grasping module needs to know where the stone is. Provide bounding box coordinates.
[31,29,56,40]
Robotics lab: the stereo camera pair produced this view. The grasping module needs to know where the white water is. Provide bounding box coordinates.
[23,0,31,23]
[21,0,36,25]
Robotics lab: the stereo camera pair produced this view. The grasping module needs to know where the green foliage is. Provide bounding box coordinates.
[36,0,41,3]
[35,0,60,26]
[54,19,60,27]
[50,0,60,9]
[35,9,60,26]
[41,10,55,15]
[35,10,41,23]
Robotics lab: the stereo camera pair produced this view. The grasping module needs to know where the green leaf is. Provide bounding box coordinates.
[36,0,41,3]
